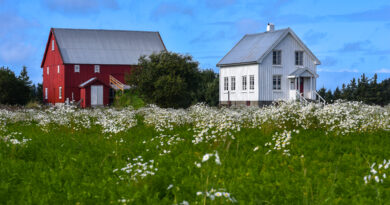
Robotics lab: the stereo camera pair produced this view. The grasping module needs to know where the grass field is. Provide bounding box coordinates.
[0,102,389,204]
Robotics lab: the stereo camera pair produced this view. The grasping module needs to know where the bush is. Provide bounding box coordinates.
[113,90,145,109]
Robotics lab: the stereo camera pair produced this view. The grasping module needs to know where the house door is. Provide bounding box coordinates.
[299,77,304,94]
[91,85,103,106]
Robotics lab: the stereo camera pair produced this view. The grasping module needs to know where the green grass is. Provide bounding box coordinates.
[1,119,390,204]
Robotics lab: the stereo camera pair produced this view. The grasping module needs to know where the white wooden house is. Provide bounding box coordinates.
[217,23,324,106]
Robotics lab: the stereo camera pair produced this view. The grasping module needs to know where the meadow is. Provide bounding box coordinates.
[0,101,389,204]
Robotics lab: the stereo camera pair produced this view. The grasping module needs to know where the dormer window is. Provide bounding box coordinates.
[52,40,54,51]
[295,51,303,66]
[273,50,281,65]
[94,65,100,73]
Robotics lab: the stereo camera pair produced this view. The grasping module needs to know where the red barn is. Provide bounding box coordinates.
[41,28,166,107]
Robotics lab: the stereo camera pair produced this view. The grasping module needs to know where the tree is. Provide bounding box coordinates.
[0,67,31,105]
[333,87,342,101]
[126,52,201,108]
[197,69,219,106]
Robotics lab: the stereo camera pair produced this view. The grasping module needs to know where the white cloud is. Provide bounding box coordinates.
[317,68,359,73]
[375,68,390,73]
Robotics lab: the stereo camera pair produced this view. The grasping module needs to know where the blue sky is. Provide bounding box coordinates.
[0,0,389,90]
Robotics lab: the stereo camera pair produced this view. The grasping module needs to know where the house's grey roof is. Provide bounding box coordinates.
[288,68,318,78]
[217,28,320,67]
[53,28,166,65]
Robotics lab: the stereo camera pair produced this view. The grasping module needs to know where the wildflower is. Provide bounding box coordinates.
[253,146,259,151]
[196,191,203,196]
[202,154,211,162]
[215,192,222,197]
[167,184,173,190]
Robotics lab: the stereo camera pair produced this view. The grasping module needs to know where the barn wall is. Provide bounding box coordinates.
[259,34,317,101]
[219,64,259,102]
[64,64,132,106]
[42,31,65,105]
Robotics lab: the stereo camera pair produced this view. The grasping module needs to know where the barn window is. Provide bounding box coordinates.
[295,51,303,66]
[59,87,62,99]
[74,65,80,73]
[45,88,48,100]
[57,65,60,74]
[231,76,235,91]
[242,75,247,90]
[94,65,100,73]
[47,67,49,75]
[224,77,228,91]
[52,40,54,51]
[273,50,281,65]
[249,75,254,90]
[273,75,281,90]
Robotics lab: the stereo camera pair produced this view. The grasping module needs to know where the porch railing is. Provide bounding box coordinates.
[109,75,124,91]
[295,90,308,104]
[314,91,326,105]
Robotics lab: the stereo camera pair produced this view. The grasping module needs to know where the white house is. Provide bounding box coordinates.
[217,23,323,106]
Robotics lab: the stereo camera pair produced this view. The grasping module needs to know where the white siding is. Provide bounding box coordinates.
[259,34,317,101]
[219,64,259,102]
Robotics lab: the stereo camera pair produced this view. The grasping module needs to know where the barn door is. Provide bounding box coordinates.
[91,85,103,106]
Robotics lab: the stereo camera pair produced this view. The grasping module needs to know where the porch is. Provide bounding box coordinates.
[288,68,318,101]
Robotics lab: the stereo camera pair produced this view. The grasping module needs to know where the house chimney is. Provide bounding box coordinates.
[267,23,275,32]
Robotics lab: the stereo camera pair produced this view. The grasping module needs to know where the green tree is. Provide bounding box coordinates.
[0,67,30,105]
[126,52,201,108]
[333,87,342,101]
[197,69,219,106]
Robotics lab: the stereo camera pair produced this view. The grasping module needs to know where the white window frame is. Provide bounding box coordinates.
[52,40,54,51]
[74,65,80,73]
[94,65,100,73]
[59,87,62,99]
[47,66,49,75]
[45,88,48,100]
[295,51,303,66]
[273,75,282,90]
[249,75,255,90]
[57,65,60,74]
[273,50,282,65]
[231,76,235,91]
[224,77,229,91]
[242,75,247,90]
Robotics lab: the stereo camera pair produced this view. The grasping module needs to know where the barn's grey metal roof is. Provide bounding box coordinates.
[217,28,320,67]
[53,28,166,65]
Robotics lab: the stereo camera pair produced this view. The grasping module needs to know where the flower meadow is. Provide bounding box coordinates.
[0,101,389,204]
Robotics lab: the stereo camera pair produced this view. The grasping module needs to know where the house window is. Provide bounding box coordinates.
[74,65,80,73]
[57,65,60,74]
[290,79,295,90]
[47,67,49,75]
[295,51,303,66]
[51,40,54,51]
[231,76,235,91]
[273,50,281,65]
[224,77,229,91]
[249,75,254,90]
[45,88,48,100]
[242,75,247,90]
[59,87,62,99]
[273,75,282,90]
[94,65,100,73]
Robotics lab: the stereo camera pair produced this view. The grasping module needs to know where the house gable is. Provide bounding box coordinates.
[41,28,64,68]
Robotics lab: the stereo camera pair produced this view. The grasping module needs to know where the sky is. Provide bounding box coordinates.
[0,0,389,90]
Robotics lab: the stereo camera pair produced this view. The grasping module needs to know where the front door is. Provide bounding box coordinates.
[299,77,304,94]
[91,85,103,106]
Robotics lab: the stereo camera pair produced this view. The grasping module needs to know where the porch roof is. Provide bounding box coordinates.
[288,68,318,78]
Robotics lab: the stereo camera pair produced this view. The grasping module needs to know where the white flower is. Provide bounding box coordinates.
[167,184,173,190]
[195,162,201,168]
[202,154,211,162]
[375,176,380,183]
[196,191,203,196]
[215,192,222,197]
[214,152,221,165]
[253,146,259,151]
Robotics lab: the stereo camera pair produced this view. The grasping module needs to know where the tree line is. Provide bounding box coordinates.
[317,73,390,106]
[0,66,42,105]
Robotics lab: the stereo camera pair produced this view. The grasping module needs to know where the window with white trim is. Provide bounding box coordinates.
[242,75,247,90]
[231,76,235,91]
[273,75,282,90]
[59,87,62,99]
[249,75,254,90]
[57,65,60,74]
[74,65,80,73]
[273,50,281,65]
[47,67,49,75]
[224,77,228,91]
[94,65,100,73]
[52,40,54,51]
[45,88,48,100]
[295,51,303,66]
